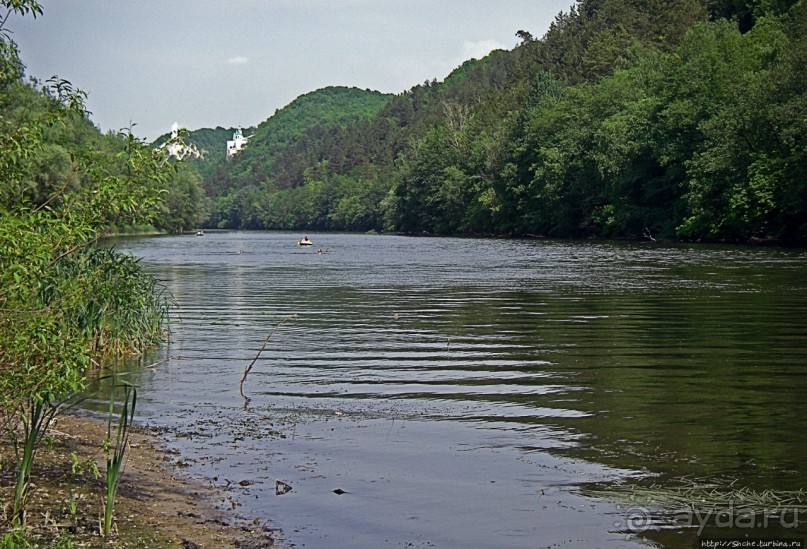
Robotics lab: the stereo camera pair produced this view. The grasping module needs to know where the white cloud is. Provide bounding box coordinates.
[462,39,506,60]
[226,56,250,65]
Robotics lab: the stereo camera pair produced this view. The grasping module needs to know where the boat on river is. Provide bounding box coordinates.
[297,236,313,246]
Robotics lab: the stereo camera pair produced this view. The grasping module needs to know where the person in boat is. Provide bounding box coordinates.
[300,235,312,244]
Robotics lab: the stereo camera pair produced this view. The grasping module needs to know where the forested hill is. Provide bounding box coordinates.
[199,0,806,243]
[199,86,393,228]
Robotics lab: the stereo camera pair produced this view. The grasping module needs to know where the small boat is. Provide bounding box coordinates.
[195,230,205,236]
[297,237,313,246]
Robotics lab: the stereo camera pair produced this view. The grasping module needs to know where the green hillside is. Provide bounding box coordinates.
[195,86,391,228]
[201,0,806,242]
[244,86,393,176]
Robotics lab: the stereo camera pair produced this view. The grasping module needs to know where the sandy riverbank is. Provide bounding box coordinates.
[1,414,278,547]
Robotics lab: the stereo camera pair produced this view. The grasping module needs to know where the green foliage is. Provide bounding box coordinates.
[1,3,173,527]
[1,528,35,549]
[156,165,207,233]
[203,86,392,228]
[403,0,805,241]
[178,0,805,243]
[655,15,803,240]
[0,1,41,88]
[7,397,66,525]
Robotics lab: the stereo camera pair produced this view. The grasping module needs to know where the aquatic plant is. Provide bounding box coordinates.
[101,382,136,537]
[48,246,169,357]
[589,477,807,515]
[9,397,62,525]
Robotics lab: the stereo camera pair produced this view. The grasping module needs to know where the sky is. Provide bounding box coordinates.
[9,0,573,142]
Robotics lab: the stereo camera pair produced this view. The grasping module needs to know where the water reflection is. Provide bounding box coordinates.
[105,232,807,547]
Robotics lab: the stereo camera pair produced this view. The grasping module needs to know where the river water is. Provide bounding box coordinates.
[104,232,807,548]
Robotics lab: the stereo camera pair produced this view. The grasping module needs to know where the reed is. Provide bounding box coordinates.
[1,242,167,527]
[47,246,169,358]
[101,382,136,537]
[9,397,59,525]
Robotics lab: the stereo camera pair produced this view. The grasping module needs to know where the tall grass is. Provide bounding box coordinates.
[1,243,168,527]
[101,382,136,537]
[10,398,58,525]
[46,246,169,358]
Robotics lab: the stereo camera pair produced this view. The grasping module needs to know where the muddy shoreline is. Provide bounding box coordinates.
[0,413,279,548]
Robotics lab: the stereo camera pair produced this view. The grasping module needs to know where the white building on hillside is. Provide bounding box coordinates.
[227,128,249,158]
[163,122,184,158]
[158,122,204,160]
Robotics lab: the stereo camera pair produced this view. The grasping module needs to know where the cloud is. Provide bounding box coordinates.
[226,56,250,66]
[461,39,506,60]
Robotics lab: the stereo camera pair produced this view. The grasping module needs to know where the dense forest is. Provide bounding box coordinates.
[202,86,392,229]
[182,0,805,243]
[7,0,801,243]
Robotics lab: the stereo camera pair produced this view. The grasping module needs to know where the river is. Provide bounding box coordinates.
[102,232,807,548]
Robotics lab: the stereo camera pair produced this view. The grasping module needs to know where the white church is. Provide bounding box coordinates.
[226,128,249,158]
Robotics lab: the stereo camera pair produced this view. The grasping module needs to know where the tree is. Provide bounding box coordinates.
[1,1,174,525]
[516,29,535,44]
[158,165,207,233]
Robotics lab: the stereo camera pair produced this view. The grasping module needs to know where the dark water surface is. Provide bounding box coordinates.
[106,232,807,548]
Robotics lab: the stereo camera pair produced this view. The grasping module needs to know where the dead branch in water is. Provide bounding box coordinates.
[240,314,298,398]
